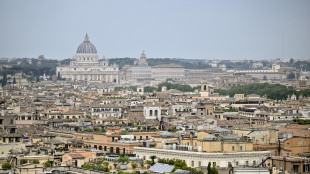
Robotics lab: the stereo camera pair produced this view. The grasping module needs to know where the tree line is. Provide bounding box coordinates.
[144,82,200,93]
[214,83,310,101]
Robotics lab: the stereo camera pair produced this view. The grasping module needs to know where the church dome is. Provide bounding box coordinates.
[76,33,97,54]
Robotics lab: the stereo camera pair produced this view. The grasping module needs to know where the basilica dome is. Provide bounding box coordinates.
[76,33,97,54]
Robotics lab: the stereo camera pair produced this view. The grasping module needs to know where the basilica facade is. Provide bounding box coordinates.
[56,34,119,84]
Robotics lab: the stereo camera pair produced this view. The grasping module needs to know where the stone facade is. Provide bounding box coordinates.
[152,63,185,82]
[133,147,271,168]
[143,105,161,120]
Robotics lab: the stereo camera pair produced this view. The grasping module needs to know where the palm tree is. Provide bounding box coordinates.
[149,155,157,165]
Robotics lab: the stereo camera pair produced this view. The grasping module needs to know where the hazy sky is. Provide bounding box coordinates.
[0,0,310,60]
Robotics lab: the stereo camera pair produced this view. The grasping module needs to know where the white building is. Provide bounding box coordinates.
[143,104,162,120]
[152,63,185,81]
[56,34,119,84]
[133,147,271,168]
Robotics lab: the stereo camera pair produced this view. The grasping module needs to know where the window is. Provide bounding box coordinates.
[253,161,256,166]
[236,161,239,166]
[252,137,255,141]
[261,138,265,142]
[191,161,194,167]
[232,146,235,151]
[245,161,248,166]
[304,164,310,172]
[213,162,216,166]
[198,161,201,167]
[240,146,243,151]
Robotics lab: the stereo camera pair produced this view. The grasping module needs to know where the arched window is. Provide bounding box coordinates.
[149,110,153,116]
[155,110,158,117]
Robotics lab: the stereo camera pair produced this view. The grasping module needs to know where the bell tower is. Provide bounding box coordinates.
[200,81,209,97]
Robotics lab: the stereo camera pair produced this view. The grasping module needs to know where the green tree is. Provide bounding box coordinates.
[43,161,53,167]
[36,76,40,82]
[207,162,219,174]
[1,74,7,86]
[166,78,175,82]
[116,155,130,165]
[117,169,125,174]
[81,163,95,169]
[2,162,12,169]
[150,155,157,165]
[287,72,295,80]
[99,166,110,172]
[140,161,145,168]
[168,127,178,132]
[33,159,40,164]
[144,86,157,93]
[103,161,109,167]
[129,86,137,91]
[20,159,28,165]
[145,160,153,166]
[207,162,211,174]
[13,77,16,84]
[210,165,219,174]
[263,76,267,80]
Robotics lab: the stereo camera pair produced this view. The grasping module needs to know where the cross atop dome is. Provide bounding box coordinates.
[84,33,89,41]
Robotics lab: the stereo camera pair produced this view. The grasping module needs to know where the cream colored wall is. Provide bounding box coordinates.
[233,129,278,145]
[222,142,253,152]
[182,139,253,152]
[197,132,210,140]
[201,141,222,152]
[154,137,178,147]
[0,144,26,154]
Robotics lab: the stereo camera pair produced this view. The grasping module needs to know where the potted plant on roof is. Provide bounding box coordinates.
[116,155,130,170]
[145,160,152,169]
[140,161,145,169]
[131,163,137,170]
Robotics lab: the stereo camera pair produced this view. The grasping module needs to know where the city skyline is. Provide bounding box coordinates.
[0,0,310,60]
